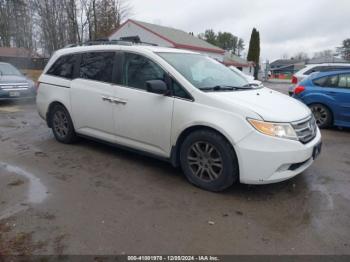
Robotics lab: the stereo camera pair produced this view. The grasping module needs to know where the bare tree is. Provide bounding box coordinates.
[0,0,34,49]
[0,0,11,46]
[313,49,334,59]
[1,0,132,55]
[292,52,309,61]
[281,53,289,59]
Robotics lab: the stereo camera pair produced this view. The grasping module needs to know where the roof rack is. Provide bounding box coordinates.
[119,36,158,46]
[64,36,158,48]
[83,38,133,46]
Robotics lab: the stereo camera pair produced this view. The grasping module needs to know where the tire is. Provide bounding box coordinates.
[309,103,332,129]
[179,129,238,192]
[50,104,77,144]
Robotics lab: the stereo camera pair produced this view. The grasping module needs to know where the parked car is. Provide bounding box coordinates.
[229,66,263,87]
[37,44,321,191]
[0,62,36,100]
[289,63,350,95]
[292,70,350,129]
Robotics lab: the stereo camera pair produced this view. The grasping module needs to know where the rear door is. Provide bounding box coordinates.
[334,73,350,124]
[70,51,117,142]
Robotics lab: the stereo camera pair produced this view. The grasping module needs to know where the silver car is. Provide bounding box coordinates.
[0,62,36,100]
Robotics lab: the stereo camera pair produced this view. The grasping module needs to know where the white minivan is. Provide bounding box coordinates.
[37,44,322,191]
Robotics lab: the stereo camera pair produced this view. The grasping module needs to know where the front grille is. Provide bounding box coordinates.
[292,115,317,144]
[0,83,29,90]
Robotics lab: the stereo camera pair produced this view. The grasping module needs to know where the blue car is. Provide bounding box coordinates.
[292,70,350,128]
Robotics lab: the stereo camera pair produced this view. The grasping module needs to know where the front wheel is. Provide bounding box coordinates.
[180,130,238,192]
[309,103,332,128]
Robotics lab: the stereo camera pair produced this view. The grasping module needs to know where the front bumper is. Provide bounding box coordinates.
[0,88,36,100]
[235,127,322,184]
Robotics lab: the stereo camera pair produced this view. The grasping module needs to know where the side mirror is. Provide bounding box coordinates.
[146,80,169,95]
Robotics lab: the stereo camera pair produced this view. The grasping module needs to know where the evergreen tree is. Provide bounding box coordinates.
[204,29,217,46]
[247,28,260,79]
[337,39,350,61]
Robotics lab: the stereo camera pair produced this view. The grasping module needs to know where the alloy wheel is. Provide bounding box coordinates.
[311,105,328,127]
[53,110,69,139]
[187,141,223,182]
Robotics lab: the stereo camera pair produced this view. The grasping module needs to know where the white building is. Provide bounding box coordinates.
[109,19,225,61]
[223,52,255,76]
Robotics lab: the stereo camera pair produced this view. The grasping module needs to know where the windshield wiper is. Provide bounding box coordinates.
[201,85,252,91]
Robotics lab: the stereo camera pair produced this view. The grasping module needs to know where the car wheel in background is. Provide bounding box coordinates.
[309,103,332,129]
[180,129,238,192]
[50,104,77,144]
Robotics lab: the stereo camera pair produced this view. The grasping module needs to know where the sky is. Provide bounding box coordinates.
[128,0,350,61]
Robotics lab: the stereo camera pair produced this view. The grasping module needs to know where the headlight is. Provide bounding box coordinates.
[248,119,298,140]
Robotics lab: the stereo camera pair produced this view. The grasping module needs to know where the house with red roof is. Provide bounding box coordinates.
[108,19,225,61]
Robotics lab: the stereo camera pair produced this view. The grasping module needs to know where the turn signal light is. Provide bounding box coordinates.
[294,85,305,95]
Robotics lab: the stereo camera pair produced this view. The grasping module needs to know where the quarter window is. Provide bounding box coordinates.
[172,80,192,100]
[313,76,327,86]
[47,55,77,79]
[123,53,166,90]
[79,52,115,83]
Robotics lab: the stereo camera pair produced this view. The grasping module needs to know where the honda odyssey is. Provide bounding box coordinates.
[36,44,322,191]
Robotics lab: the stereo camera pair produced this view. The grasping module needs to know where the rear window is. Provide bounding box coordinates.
[47,55,77,79]
[79,52,115,83]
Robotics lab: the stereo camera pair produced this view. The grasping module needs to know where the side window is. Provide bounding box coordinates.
[313,76,327,86]
[47,55,76,79]
[79,52,115,83]
[173,80,192,100]
[338,74,350,88]
[123,53,166,90]
[325,75,339,87]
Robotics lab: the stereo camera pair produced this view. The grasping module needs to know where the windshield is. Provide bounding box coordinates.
[0,63,22,76]
[228,67,249,81]
[157,52,250,91]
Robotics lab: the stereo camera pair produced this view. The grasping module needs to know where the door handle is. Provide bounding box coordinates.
[111,98,127,105]
[101,96,112,102]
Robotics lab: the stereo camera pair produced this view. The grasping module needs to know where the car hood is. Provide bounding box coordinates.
[0,75,28,84]
[208,87,311,122]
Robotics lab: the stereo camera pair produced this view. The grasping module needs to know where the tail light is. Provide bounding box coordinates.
[294,85,305,95]
[292,76,298,84]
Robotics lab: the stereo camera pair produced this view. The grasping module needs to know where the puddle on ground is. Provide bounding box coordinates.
[0,162,47,220]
